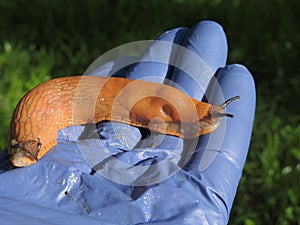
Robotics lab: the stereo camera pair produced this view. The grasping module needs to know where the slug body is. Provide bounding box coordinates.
[8,76,239,167]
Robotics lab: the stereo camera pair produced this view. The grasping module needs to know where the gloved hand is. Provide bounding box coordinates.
[0,20,255,225]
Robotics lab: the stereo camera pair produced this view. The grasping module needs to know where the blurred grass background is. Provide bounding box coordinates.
[0,0,299,224]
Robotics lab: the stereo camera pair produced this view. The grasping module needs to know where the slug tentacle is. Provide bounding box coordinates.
[219,96,240,109]
[211,112,234,118]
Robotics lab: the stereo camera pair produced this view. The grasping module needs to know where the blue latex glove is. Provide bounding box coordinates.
[0,21,255,225]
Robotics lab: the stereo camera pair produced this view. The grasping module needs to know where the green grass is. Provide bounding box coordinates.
[0,0,299,224]
[231,102,300,225]
[0,42,53,147]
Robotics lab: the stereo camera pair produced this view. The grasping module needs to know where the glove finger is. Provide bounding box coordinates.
[124,27,189,81]
[185,64,256,213]
[167,20,228,100]
[183,21,228,73]
[203,64,256,170]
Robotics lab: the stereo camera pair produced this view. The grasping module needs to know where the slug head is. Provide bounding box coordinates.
[201,96,240,135]
[9,139,41,167]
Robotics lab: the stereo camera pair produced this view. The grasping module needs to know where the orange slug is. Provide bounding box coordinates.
[8,76,239,167]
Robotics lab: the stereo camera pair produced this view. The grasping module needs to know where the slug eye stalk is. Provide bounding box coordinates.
[212,96,240,118]
[212,112,234,118]
[219,96,240,109]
